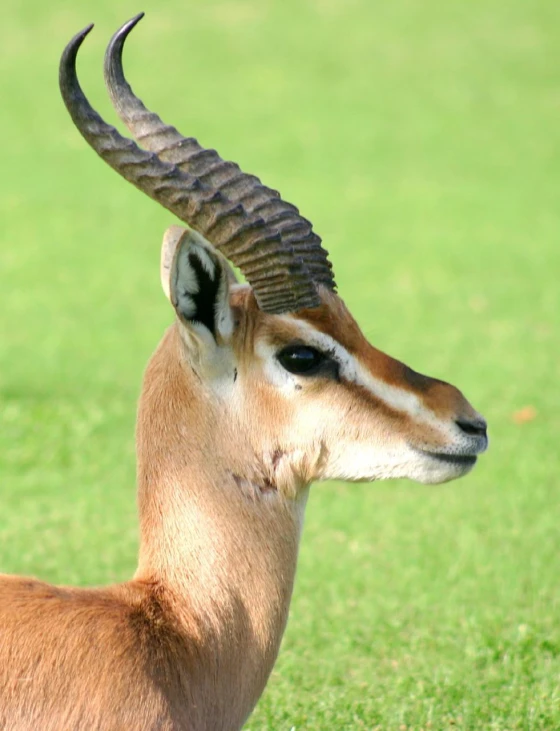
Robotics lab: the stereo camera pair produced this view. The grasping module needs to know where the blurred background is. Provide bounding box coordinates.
[1,0,558,728]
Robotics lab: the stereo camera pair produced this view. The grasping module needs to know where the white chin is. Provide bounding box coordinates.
[325,445,478,485]
[412,454,477,485]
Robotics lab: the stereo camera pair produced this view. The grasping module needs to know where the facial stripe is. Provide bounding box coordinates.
[282,316,445,431]
[242,286,471,441]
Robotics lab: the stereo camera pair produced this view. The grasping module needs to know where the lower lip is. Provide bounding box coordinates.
[425,452,477,467]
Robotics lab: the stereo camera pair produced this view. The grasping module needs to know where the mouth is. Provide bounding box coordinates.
[411,447,479,481]
[422,451,478,467]
[408,445,482,484]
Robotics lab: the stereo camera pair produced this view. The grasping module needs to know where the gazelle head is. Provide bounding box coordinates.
[60,15,487,500]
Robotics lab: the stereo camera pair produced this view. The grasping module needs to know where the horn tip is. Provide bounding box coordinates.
[75,23,95,43]
[59,22,94,84]
[108,12,145,58]
[124,12,146,32]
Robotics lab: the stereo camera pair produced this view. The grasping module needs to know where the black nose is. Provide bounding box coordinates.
[455,417,487,438]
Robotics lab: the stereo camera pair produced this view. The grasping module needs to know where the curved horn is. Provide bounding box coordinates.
[103,13,336,290]
[59,24,325,313]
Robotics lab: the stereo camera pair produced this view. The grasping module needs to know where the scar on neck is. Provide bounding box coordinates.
[231,473,277,498]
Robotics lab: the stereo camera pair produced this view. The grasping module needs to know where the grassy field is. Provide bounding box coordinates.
[1,0,559,728]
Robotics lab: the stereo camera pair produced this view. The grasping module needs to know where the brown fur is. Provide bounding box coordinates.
[0,321,302,730]
[0,276,483,729]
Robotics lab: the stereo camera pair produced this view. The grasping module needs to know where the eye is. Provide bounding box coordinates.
[277,345,325,375]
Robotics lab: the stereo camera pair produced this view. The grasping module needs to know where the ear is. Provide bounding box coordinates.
[161,225,236,343]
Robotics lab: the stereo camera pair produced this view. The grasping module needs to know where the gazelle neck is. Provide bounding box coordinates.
[133,325,308,727]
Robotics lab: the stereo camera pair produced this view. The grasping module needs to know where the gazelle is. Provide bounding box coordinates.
[0,13,487,731]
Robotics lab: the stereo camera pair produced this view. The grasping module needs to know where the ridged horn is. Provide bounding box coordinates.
[59,23,331,313]
[103,13,336,291]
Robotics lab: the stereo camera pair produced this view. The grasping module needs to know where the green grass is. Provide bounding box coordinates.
[1,0,559,728]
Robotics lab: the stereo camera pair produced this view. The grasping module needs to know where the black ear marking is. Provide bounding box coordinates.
[186,250,221,335]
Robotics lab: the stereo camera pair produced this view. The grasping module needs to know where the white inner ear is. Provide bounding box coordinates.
[160,225,186,300]
[165,226,234,342]
[214,269,234,341]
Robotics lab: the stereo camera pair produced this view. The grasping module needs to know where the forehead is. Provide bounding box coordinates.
[295,290,365,351]
[279,292,375,362]
[236,289,384,362]
[230,286,364,350]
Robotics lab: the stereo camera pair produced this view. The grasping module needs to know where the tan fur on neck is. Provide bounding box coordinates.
[0,281,485,729]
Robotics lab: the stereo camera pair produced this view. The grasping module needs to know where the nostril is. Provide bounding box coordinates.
[456,417,487,438]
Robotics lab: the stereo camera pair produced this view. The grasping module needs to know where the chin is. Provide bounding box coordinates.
[411,454,478,485]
